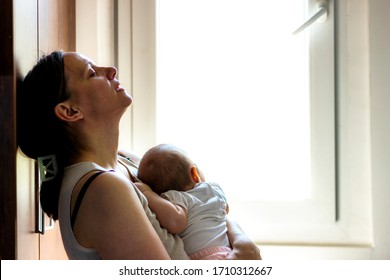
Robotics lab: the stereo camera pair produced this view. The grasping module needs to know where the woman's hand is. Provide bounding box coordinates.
[226,218,262,260]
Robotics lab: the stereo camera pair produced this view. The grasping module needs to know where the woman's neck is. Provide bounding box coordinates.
[70,121,121,169]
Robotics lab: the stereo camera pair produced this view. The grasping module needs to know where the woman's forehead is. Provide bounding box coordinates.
[64,52,95,67]
[63,52,93,76]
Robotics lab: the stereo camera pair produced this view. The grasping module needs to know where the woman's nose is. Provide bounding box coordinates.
[106,67,117,80]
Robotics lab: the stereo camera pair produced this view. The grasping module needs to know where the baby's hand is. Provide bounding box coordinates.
[134,182,152,194]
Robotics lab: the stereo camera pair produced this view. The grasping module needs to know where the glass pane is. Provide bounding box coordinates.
[156,0,310,201]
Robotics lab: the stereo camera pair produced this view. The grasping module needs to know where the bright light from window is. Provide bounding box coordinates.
[156,0,310,201]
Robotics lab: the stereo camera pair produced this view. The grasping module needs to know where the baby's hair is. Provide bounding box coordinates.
[138,144,193,194]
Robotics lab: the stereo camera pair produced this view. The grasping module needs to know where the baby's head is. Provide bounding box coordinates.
[138,144,201,194]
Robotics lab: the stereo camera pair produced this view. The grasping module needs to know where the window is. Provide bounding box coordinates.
[130,0,336,244]
[108,0,372,248]
[156,0,312,202]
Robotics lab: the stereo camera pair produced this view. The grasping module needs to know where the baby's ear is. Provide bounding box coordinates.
[190,166,201,183]
[54,102,83,122]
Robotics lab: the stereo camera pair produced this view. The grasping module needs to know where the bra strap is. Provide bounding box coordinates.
[71,170,107,229]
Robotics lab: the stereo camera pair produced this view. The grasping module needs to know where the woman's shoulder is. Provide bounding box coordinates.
[81,170,136,202]
[64,163,139,216]
[64,162,108,180]
[70,170,142,229]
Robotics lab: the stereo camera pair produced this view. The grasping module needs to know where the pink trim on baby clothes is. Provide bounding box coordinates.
[189,246,232,260]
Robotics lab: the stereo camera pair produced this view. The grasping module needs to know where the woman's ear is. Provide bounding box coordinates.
[190,166,201,183]
[54,102,83,122]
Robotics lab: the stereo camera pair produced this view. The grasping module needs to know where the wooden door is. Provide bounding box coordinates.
[0,0,17,260]
[0,0,75,260]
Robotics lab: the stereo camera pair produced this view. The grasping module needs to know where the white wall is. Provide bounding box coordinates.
[76,0,115,65]
[368,0,390,259]
[76,0,134,149]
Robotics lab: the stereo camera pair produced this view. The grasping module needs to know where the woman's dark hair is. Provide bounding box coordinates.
[17,51,72,220]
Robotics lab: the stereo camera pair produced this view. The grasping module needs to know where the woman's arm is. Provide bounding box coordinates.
[226,218,262,260]
[73,172,171,260]
[135,182,187,235]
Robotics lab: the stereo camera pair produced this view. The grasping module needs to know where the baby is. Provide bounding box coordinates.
[136,144,231,260]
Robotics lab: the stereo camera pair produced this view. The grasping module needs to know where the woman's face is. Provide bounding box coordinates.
[62,52,132,120]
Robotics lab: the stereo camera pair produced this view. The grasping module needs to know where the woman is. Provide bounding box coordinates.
[18,51,261,260]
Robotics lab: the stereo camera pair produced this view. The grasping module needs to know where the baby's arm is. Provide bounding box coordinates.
[134,182,187,234]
